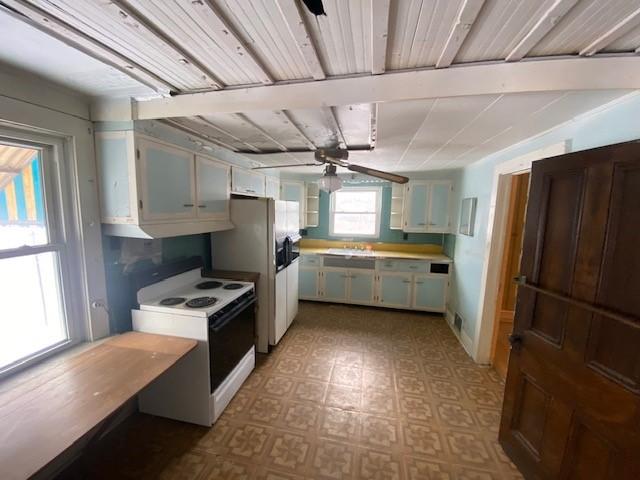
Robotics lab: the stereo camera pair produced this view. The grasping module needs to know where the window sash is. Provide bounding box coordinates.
[329,187,382,238]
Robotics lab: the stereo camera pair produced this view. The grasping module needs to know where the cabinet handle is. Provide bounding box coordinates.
[246,189,256,193]
[198,204,206,208]
[409,266,417,269]
[416,281,424,285]
[402,280,411,284]
[183,203,194,207]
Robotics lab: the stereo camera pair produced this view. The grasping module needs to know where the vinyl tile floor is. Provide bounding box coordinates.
[58,302,523,480]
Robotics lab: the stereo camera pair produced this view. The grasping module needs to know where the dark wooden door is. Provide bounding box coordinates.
[500,141,640,479]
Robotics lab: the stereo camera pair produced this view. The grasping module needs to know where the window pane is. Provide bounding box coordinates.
[334,190,377,213]
[333,213,377,235]
[0,146,48,250]
[0,252,67,370]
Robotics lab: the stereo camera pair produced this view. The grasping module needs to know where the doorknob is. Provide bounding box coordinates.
[508,333,523,351]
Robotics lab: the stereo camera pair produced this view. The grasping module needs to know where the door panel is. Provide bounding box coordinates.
[322,269,348,302]
[500,142,640,479]
[195,155,229,218]
[405,182,429,231]
[299,268,320,299]
[286,260,299,327]
[378,273,412,308]
[428,182,450,231]
[273,269,287,345]
[413,275,446,311]
[349,271,375,304]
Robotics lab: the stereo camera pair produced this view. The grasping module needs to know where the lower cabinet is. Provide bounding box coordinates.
[322,268,349,302]
[298,256,450,313]
[348,270,376,305]
[413,274,447,312]
[378,272,413,308]
[299,268,321,299]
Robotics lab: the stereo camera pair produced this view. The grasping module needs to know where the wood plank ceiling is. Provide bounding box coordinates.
[2,0,640,170]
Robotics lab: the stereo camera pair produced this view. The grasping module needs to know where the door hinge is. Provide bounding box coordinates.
[514,275,527,286]
[139,199,143,210]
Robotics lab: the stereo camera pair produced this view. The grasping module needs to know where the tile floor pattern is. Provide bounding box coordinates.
[59,302,523,480]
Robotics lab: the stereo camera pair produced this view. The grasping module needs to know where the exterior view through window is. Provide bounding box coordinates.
[0,143,68,373]
[329,187,382,237]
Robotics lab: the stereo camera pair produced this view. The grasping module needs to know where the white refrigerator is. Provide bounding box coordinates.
[212,198,300,353]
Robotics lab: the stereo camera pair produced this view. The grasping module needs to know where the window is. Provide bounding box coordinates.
[0,134,78,375]
[329,187,382,237]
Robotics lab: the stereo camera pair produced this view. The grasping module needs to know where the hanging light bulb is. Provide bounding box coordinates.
[317,164,342,193]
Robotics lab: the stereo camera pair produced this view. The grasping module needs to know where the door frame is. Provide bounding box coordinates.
[472,141,569,364]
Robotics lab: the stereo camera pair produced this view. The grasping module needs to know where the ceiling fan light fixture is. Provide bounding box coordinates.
[318,164,343,193]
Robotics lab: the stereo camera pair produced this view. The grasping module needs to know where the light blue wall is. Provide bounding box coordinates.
[449,93,640,340]
[296,171,459,246]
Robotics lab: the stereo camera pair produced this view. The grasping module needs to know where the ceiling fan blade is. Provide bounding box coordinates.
[252,163,319,170]
[346,164,409,184]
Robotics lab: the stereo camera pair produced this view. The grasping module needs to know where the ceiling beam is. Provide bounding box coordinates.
[162,118,240,152]
[370,0,391,74]
[506,0,579,62]
[190,116,262,153]
[436,0,486,68]
[194,1,273,84]
[580,6,640,56]
[233,114,288,152]
[324,108,347,150]
[1,1,172,94]
[275,0,325,80]
[92,56,640,121]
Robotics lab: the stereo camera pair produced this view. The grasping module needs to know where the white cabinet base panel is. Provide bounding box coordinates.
[211,347,255,423]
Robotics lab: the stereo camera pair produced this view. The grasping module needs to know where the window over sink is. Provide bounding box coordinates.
[0,136,77,376]
[329,187,382,238]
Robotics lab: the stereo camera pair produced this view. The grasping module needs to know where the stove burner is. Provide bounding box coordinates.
[223,283,244,290]
[185,296,218,308]
[159,297,186,306]
[196,281,223,290]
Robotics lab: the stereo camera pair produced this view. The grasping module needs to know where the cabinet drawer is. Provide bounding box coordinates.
[377,260,428,273]
[300,255,321,267]
[324,256,375,270]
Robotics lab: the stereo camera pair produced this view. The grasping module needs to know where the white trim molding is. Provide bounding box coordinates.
[471,141,569,364]
[93,56,640,121]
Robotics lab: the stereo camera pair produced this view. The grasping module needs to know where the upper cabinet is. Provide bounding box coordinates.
[231,167,266,197]
[280,181,306,228]
[402,180,453,233]
[265,176,280,200]
[95,131,233,238]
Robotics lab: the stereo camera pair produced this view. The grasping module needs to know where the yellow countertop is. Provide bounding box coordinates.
[299,246,452,262]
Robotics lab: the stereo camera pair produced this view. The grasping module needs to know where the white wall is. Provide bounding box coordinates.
[449,92,640,361]
[0,67,110,340]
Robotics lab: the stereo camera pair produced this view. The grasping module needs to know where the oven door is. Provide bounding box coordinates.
[208,292,256,393]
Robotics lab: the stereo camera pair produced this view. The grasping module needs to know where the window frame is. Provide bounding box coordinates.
[329,186,383,238]
[0,126,85,379]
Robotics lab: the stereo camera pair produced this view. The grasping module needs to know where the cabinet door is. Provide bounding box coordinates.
[195,155,229,219]
[299,268,321,299]
[138,138,195,222]
[413,274,447,312]
[273,269,287,345]
[232,167,265,196]
[280,181,306,227]
[321,268,348,302]
[428,181,451,232]
[378,272,413,308]
[286,260,299,327]
[265,176,280,199]
[348,270,375,305]
[404,182,429,232]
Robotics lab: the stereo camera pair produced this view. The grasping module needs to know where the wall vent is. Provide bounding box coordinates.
[454,313,463,332]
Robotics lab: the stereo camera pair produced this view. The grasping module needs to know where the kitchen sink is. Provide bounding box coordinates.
[326,248,375,257]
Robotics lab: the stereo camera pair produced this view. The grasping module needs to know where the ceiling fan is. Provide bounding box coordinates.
[252,147,409,192]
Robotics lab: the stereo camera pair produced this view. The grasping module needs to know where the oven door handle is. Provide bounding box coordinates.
[209,296,256,333]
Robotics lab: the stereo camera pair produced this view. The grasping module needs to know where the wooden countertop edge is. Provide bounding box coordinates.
[299,248,453,263]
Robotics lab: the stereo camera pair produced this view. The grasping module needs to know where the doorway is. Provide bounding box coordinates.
[490,172,529,379]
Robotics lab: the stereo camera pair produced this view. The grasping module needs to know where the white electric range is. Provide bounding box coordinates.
[132,260,256,426]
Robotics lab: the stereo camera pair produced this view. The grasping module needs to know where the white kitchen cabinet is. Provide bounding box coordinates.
[402,180,452,233]
[280,180,306,228]
[231,167,266,197]
[273,269,288,345]
[195,155,229,219]
[265,176,280,199]
[321,268,349,302]
[413,274,448,312]
[299,267,321,299]
[305,182,320,227]
[378,272,413,308]
[286,259,299,327]
[95,131,233,238]
[348,270,376,305]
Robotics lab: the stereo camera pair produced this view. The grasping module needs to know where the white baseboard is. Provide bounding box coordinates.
[446,309,474,358]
